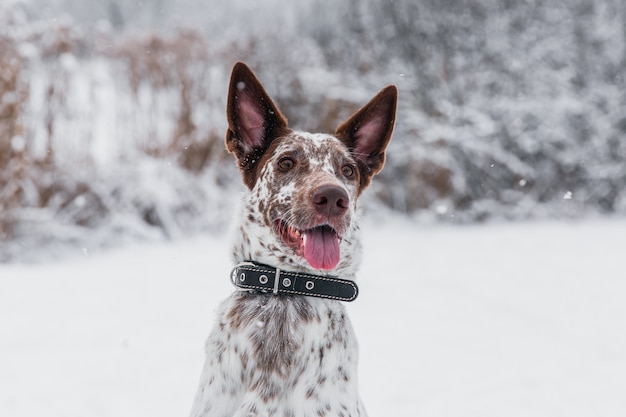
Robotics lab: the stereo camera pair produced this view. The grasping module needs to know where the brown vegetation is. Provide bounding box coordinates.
[0,34,29,239]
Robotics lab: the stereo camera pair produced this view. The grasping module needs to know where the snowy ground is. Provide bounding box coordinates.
[1,218,625,417]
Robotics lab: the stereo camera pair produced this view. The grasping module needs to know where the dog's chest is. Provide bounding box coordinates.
[222,293,356,370]
[210,293,358,392]
[192,291,364,417]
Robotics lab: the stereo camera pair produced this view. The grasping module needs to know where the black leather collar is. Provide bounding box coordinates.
[230,261,359,302]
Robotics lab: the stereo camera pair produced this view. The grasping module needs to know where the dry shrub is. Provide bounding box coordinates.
[110,30,209,93]
[1,13,108,248]
[178,130,226,173]
[109,29,226,172]
[308,98,361,135]
[375,155,455,213]
[222,32,329,131]
[35,19,85,59]
[0,34,29,239]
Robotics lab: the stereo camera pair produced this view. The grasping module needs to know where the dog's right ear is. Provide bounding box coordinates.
[225,62,289,189]
[335,85,398,192]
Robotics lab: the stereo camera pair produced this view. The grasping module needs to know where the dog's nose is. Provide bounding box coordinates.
[311,184,349,217]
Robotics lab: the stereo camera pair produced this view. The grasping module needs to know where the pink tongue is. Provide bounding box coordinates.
[303,226,340,270]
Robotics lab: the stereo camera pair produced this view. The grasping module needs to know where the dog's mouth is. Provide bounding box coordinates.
[275,220,341,271]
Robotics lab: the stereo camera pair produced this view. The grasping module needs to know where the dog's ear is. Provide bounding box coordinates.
[335,85,398,191]
[225,62,290,189]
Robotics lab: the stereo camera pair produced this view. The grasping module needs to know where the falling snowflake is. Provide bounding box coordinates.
[435,204,448,215]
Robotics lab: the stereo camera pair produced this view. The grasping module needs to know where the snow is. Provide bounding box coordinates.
[2,218,625,417]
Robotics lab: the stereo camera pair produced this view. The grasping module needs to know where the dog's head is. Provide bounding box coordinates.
[226,62,397,274]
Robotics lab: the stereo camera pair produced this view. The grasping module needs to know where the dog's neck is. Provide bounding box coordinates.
[230,199,362,279]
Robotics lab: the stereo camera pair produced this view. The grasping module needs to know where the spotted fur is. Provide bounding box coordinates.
[190,62,397,417]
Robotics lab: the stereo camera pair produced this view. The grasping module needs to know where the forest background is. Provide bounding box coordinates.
[1,0,625,261]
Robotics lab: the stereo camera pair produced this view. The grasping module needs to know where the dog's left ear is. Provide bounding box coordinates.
[335,85,398,191]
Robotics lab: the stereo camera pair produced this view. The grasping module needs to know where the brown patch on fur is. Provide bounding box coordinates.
[249,377,281,402]
[226,293,317,381]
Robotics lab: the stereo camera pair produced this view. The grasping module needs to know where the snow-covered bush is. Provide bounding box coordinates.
[0,8,238,261]
[302,0,626,219]
[0,30,29,240]
[1,0,626,261]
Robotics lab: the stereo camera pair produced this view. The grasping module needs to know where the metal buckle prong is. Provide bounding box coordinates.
[273,267,281,295]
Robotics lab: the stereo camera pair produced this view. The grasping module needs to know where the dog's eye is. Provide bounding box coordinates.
[342,164,356,178]
[278,157,295,171]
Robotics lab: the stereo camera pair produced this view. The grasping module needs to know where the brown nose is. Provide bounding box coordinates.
[311,184,349,217]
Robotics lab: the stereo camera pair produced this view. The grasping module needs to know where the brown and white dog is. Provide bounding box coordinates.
[190,62,397,417]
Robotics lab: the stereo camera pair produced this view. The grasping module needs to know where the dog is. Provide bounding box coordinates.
[190,62,397,417]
